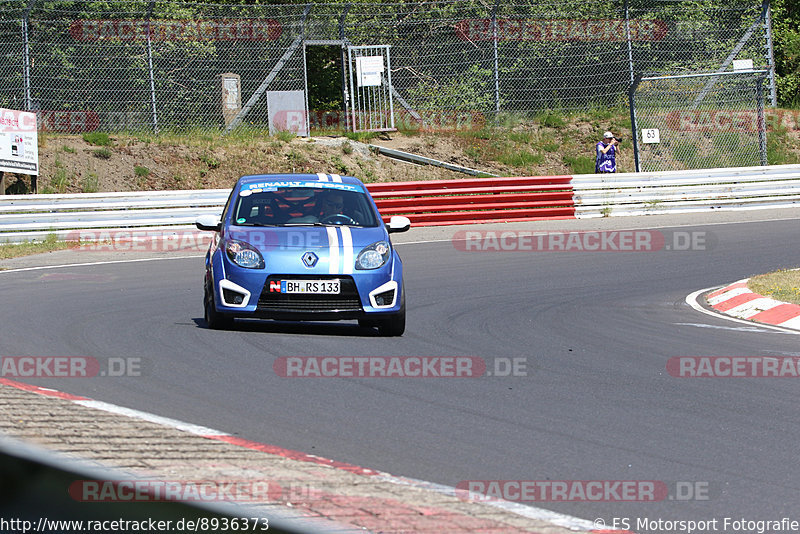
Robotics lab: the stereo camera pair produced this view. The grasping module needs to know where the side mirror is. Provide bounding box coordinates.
[387,215,411,234]
[195,214,221,232]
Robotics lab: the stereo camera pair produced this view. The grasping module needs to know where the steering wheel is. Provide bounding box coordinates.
[320,213,356,225]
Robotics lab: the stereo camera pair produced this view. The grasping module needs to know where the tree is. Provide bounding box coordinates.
[772,0,800,107]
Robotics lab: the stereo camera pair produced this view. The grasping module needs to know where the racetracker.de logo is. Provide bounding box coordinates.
[68,479,304,502]
[665,109,800,133]
[274,356,490,378]
[37,110,100,133]
[68,19,281,41]
[0,356,142,378]
[667,356,800,378]
[272,109,486,133]
[452,230,712,252]
[455,480,670,502]
[66,230,213,252]
[454,18,668,42]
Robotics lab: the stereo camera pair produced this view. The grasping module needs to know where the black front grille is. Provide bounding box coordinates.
[257,275,363,313]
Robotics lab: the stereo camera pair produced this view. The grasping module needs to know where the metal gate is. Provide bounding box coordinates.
[347,45,395,133]
[630,70,770,172]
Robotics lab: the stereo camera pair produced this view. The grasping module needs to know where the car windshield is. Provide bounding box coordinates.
[231,183,380,228]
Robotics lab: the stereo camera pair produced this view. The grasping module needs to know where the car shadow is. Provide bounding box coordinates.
[190,318,381,337]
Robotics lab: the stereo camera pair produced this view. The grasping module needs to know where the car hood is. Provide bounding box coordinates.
[224,225,390,275]
[225,225,389,252]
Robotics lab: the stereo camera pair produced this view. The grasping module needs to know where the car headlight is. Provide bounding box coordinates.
[356,241,390,270]
[225,238,265,269]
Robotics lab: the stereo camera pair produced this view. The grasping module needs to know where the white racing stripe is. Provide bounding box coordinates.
[325,227,353,274]
[340,226,353,274]
[326,226,339,274]
[316,172,329,182]
[331,174,342,183]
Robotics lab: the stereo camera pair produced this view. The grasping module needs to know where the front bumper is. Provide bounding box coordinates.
[209,253,403,321]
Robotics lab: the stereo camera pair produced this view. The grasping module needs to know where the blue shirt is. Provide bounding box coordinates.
[595,142,616,173]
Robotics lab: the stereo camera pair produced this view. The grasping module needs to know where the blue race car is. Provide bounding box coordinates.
[195,173,410,336]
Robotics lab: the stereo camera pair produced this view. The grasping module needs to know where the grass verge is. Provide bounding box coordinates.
[0,234,73,262]
[748,268,800,305]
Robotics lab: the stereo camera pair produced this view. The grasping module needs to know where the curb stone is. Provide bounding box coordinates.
[706,279,800,332]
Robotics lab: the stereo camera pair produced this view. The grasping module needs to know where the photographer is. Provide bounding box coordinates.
[595,131,620,173]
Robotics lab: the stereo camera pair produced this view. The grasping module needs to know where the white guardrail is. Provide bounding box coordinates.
[0,189,230,243]
[1,165,800,243]
[573,164,800,218]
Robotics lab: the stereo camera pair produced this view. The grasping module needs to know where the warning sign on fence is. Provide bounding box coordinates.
[0,108,38,176]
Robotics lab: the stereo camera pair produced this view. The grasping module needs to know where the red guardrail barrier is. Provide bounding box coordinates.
[366,176,575,226]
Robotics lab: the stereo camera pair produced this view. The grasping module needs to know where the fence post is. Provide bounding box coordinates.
[491,0,500,115]
[623,0,634,88]
[757,75,767,165]
[339,4,351,131]
[146,0,159,134]
[763,0,777,107]
[628,74,642,173]
[22,0,36,111]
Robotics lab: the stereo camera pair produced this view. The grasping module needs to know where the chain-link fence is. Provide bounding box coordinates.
[0,0,774,135]
[632,71,769,171]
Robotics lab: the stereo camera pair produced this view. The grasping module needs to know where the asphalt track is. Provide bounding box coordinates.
[2,212,800,526]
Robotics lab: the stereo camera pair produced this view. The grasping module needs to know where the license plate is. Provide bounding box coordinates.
[281,280,340,294]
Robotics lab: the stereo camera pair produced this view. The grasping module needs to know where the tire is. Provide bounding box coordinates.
[204,283,234,330]
[377,301,405,337]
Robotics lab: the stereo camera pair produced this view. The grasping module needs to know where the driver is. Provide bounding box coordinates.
[320,191,345,220]
[285,189,351,224]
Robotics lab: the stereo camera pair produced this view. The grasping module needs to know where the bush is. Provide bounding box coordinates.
[535,112,567,128]
[81,173,99,193]
[82,132,112,146]
[93,147,112,159]
[563,155,596,174]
